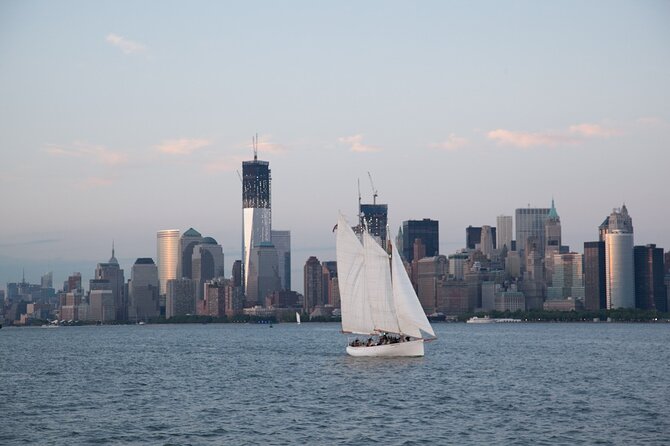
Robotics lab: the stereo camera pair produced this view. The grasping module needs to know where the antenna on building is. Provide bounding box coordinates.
[367,171,378,205]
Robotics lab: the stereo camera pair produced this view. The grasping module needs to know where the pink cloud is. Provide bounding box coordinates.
[568,123,621,138]
[430,133,469,151]
[338,134,382,153]
[248,135,286,155]
[204,155,247,173]
[487,129,575,148]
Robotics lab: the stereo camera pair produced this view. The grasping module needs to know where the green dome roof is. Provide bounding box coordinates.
[183,227,202,237]
[202,237,217,245]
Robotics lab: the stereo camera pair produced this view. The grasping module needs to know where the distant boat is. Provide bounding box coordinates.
[466,316,495,324]
[335,213,436,357]
[296,312,301,325]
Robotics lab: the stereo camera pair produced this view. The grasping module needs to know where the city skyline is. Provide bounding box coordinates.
[1,1,669,291]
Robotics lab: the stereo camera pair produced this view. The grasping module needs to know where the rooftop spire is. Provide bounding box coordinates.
[548,197,559,220]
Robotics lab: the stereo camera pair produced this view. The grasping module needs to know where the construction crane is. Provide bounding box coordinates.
[367,171,378,205]
[236,170,243,183]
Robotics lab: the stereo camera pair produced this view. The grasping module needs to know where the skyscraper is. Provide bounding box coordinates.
[496,215,513,251]
[245,242,281,306]
[271,230,291,290]
[128,258,160,322]
[192,237,225,298]
[95,244,126,321]
[360,204,388,246]
[157,229,180,296]
[515,206,551,255]
[166,278,196,319]
[603,205,635,309]
[466,226,497,251]
[401,219,439,263]
[178,228,203,279]
[584,241,606,311]
[634,244,666,311]
[544,199,562,285]
[242,150,272,294]
[303,256,324,314]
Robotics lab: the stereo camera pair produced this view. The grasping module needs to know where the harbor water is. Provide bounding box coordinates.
[1,322,669,445]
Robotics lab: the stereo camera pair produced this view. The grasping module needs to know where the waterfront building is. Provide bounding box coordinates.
[202,279,227,317]
[479,225,495,258]
[417,256,448,314]
[321,261,339,308]
[166,278,196,319]
[437,279,472,315]
[245,242,281,306]
[546,253,584,300]
[634,244,666,311]
[191,237,225,298]
[232,260,243,288]
[584,241,606,311]
[602,206,635,309]
[401,219,439,262]
[495,290,526,312]
[41,272,53,289]
[496,215,513,251]
[515,206,551,255]
[67,273,82,293]
[303,256,324,314]
[448,252,468,280]
[128,258,160,322]
[242,151,272,294]
[360,203,388,246]
[522,236,545,309]
[178,228,203,279]
[271,230,291,290]
[544,199,562,285]
[465,226,497,251]
[89,289,115,322]
[157,229,180,296]
[95,245,126,321]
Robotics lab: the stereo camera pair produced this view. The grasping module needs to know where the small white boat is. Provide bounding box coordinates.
[296,312,301,325]
[466,316,496,324]
[335,213,436,357]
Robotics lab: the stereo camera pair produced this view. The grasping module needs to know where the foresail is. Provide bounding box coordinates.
[391,241,435,339]
[363,231,401,334]
[336,214,375,334]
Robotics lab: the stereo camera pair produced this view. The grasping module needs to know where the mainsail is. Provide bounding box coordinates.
[336,214,375,334]
[362,231,400,334]
[336,213,434,339]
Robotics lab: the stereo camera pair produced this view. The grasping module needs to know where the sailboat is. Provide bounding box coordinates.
[335,213,436,357]
[296,312,301,325]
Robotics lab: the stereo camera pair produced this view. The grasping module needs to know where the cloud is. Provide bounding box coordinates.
[488,122,622,148]
[338,134,382,153]
[155,138,211,155]
[430,133,469,151]
[105,33,147,54]
[568,123,621,138]
[487,129,574,148]
[45,142,128,166]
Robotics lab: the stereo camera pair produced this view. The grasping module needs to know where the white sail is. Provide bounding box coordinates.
[296,312,301,324]
[336,214,375,334]
[362,231,401,334]
[391,241,435,339]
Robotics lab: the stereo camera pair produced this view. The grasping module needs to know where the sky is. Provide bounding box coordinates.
[1,0,669,293]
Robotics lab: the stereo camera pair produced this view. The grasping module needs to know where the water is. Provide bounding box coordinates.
[1,323,669,445]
